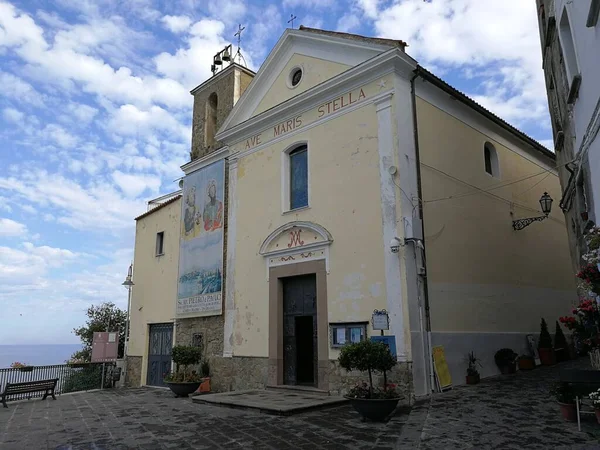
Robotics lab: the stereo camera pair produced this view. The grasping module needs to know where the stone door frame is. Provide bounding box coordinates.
[268,260,329,390]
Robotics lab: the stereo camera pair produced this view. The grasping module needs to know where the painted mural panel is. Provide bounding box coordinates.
[177,159,225,317]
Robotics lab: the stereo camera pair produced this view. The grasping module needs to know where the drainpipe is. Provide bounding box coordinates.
[410,68,434,394]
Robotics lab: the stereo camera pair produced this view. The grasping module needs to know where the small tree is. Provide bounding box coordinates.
[539,318,553,349]
[338,340,396,397]
[554,320,568,350]
[165,346,202,382]
[70,302,126,362]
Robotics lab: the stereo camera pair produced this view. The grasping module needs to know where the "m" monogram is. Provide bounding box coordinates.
[288,229,304,248]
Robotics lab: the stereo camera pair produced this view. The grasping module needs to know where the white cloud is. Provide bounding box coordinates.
[111,170,161,198]
[2,107,24,123]
[0,71,44,106]
[208,0,247,22]
[42,124,79,148]
[357,0,381,19]
[67,102,98,123]
[371,0,548,127]
[161,15,192,33]
[0,218,27,236]
[283,0,336,7]
[107,104,190,142]
[154,19,229,89]
[336,14,361,33]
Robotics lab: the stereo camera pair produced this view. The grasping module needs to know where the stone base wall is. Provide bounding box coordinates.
[176,316,224,359]
[327,360,413,402]
[210,356,269,392]
[125,356,142,388]
[205,356,413,401]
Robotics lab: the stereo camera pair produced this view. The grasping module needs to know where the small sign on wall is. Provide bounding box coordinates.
[372,310,389,331]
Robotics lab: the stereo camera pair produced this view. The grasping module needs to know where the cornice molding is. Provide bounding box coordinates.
[180,147,229,175]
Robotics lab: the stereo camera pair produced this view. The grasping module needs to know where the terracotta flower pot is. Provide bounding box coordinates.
[559,402,577,422]
[538,348,556,366]
[518,358,535,370]
[466,374,480,385]
[199,377,211,393]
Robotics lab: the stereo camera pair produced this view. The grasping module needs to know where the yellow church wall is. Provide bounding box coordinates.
[232,104,388,359]
[416,97,576,335]
[129,198,180,385]
[252,53,351,117]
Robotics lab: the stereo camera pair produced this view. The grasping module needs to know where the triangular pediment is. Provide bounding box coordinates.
[219,28,400,136]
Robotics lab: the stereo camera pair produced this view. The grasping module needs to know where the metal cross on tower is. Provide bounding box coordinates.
[288,14,297,28]
[234,24,247,66]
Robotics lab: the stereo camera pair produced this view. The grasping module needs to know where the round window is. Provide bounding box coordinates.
[291,68,302,87]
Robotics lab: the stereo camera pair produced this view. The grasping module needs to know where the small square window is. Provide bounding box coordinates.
[330,323,367,348]
[155,231,164,256]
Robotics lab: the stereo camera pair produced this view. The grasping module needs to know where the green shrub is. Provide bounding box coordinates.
[539,318,553,349]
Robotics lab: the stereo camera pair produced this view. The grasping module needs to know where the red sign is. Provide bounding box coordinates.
[91,331,119,362]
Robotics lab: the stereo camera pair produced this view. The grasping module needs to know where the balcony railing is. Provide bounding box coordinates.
[0,362,118,403]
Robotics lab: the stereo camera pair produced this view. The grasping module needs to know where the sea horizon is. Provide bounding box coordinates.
[0,344,82,369]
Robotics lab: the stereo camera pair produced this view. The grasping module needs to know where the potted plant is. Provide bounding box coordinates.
[554,320,570,362]
[494,348,517,374]
[517,355,535,370]
[589,388,600,424]
[552,381,577,422]
[538,318,556,366]
[465,351,481,385]
[199,360,211,393]
[338,340,400,422]
[163,345,202,397]
[10,362,33,372]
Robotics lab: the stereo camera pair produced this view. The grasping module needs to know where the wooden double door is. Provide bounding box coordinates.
[283,274,318,386]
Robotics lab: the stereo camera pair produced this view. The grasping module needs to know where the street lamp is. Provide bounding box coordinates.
[122,264,134,385]
[512,192,554,231]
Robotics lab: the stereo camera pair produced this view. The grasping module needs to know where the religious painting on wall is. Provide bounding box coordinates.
[177,159,225,317]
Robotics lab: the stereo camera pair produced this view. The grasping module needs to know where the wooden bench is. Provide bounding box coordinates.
[559,369,600,430]
[1,378,58,408]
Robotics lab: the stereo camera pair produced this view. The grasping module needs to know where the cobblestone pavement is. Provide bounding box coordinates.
[2,360,600,449]
[0,387,411,449]
[413,359,600,450]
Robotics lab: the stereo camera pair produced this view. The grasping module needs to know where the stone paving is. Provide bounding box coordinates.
[192,389,348,415]
[412,359,600,450]
[0,387,410,449]
[1,360,600,449]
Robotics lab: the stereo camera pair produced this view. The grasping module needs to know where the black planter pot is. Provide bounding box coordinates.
[344,396,400,422]
[165,381,201,397]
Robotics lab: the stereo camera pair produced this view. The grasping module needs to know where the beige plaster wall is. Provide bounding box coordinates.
[416,97,576,333]
[129,198,180,384]
[252,54,350,117]
[232,105,388,359]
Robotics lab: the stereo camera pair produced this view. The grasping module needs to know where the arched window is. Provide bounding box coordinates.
[205,93,218,147]
[559,7,579,85]
[484,142,499,178]
[289,145,308,210]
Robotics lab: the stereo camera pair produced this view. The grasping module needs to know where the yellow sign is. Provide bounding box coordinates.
[432,345,452,390]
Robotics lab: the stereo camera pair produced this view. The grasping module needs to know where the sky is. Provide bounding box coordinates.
[0,0,552,345]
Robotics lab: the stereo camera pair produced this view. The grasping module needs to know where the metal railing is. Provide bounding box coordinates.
[0,362,117,402]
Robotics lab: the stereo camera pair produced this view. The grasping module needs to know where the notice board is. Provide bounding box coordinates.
[432,345,453,391]
[91,331,119,362]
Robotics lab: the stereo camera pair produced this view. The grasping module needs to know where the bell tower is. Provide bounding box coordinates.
[189,58,254,161]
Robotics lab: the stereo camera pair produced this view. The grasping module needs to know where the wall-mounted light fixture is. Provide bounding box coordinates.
[512,192,553,231]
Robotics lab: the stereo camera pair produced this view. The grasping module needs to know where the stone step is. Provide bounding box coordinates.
[266,384,330,396]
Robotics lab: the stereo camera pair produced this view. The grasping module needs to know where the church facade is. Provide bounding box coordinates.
[127,27,576,397]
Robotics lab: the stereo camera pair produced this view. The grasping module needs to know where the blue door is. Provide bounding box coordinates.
[147,323,173,386]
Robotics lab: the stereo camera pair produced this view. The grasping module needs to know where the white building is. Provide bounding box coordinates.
[537,0,600,266]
